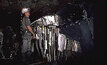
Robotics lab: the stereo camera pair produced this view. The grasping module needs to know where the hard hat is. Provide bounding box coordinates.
[22,8,30,14]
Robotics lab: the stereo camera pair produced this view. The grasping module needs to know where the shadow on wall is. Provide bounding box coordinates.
[56,3,94,54]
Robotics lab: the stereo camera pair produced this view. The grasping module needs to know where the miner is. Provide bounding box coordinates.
[21,8,36,64]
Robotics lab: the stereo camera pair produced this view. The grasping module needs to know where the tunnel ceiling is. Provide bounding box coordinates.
[0,0,84,14]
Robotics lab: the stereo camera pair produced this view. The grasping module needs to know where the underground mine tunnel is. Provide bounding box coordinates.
[0,0,106,65]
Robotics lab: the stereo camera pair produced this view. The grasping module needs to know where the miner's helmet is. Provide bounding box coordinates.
[22,8,30,14]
